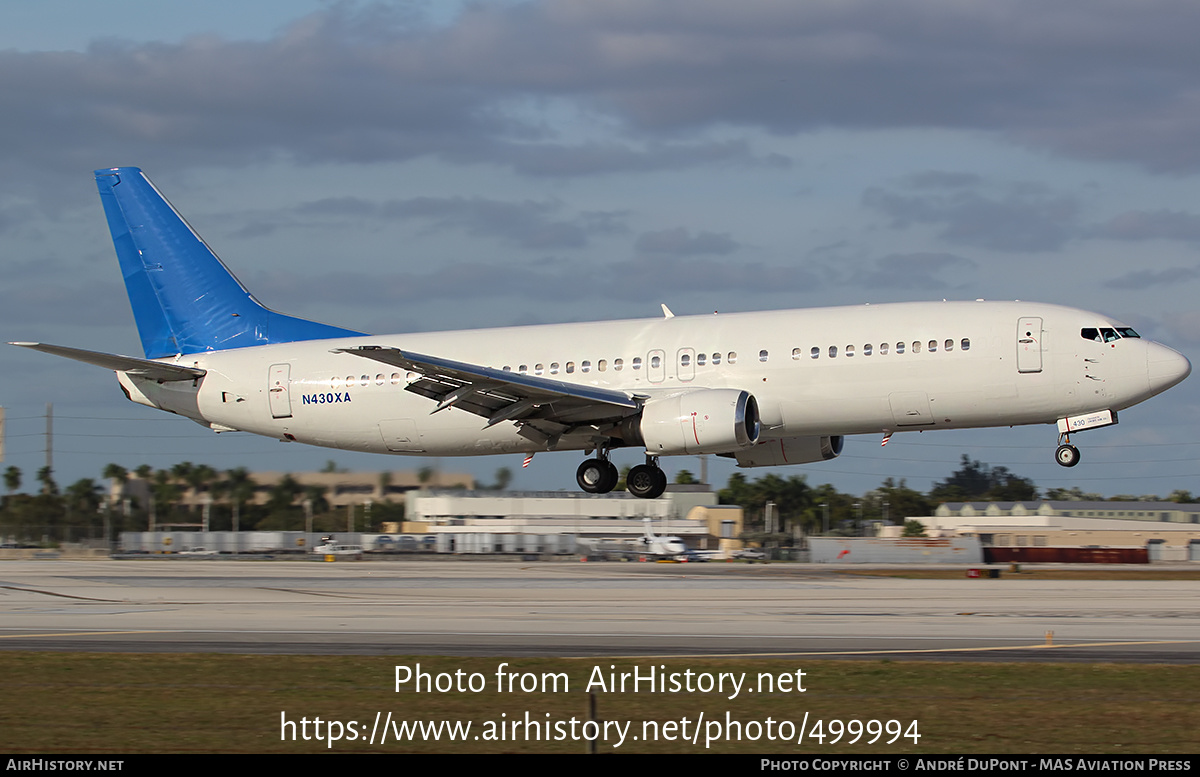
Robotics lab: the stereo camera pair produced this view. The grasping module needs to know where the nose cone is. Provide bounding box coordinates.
[1147,343,1191,394]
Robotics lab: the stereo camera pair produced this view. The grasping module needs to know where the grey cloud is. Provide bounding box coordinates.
[461,139,787,177]
[232,196,628,249]
[862,185,1079,252]
[245,252,821,311]
[903,171,983,190]
[0,278,127,328]
[853,252,976,290]
[635,227,739,255]
[1092,210,1200,242]
[601,254,819,298]
[5,1,1200,178]
[1162,310,1200,346]
[1101,267,1200,290]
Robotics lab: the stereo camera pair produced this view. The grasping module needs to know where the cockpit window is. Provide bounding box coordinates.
[1082,327,1125,343]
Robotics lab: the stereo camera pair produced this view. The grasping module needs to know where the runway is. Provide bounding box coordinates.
[1,559,1197,662]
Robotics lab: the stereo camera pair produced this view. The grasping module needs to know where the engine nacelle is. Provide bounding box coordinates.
[726,435,844,468]
[626,389,760,455]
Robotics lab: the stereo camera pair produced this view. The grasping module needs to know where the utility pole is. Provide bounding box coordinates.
[45,403,53,475]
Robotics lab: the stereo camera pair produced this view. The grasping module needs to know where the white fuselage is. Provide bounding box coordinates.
[118,300,1189,458]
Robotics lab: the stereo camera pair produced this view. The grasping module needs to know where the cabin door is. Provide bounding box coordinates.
[1016,317,1043,373]
[268,363,293,418]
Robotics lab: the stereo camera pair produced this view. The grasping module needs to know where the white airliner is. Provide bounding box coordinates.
[11,168,1192,499]
[575,519,687,559]
[638,518,688,557]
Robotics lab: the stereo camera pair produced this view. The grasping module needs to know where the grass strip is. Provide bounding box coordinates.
[0,653,1196,754]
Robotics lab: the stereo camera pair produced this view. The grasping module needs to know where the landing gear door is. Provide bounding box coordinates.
[268,363,292,418]
[1017,317,1043,374]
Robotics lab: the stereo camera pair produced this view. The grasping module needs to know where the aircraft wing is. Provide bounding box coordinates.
[334,345,641,434]
[10,342,206,382]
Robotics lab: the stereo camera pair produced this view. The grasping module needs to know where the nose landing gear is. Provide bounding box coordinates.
[1055,433,1081,468]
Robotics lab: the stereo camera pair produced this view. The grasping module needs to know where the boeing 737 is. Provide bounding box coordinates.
[11,168,1192,499]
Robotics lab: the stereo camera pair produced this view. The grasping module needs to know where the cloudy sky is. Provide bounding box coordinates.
[3,0,1199,499]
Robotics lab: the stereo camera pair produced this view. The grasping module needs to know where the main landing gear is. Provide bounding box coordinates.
[626,457,668,500]
[576,453,668,499]
[1055,432,1081,468]
[576,454,619,494]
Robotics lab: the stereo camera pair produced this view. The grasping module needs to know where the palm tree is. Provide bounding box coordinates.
[64,479,102,536]
[185,464,218,516]
[102,463,128,504]
[225,467,255,533]
[151,469,180,529]
[4,466,20,497]
[36,466,58,496]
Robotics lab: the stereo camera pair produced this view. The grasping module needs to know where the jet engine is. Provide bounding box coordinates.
[724,435,844,467]
[622,389,760,455]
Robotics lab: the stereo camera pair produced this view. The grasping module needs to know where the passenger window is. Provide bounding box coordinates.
[376,374,385,385]
[598,360,607,372]
[360,375,369,386]
[846,345,855,357]
[519,365,528,374]
[696,353,706,366]
[391,373,401,384]
[810,346,820,359]
[896,342,905,354]
[945,339,953,352]
[632,358,642,370]
[712,353,721,365]
[928,340,937,352]
[912,342,921,354]
[680,354,691,367]
[406,372,418,383]
[650,355,661,369]
[961,338,970,351]
[864,344,872,356]
[792,347,802,360]
[581,360,591,372]
[728,352,738,364]
[880,343,889,355]
[345,375,354,386]
[759,349,769,362]
[829,345,838,358]
[535,364,544,375]
[566,362,575,374]
[550,363,560,374]
[614,359,624,371]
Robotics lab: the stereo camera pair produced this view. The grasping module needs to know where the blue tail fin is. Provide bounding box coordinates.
[95,167,363,359]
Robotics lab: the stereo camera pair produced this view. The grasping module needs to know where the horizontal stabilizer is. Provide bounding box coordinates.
[10,342,206,382]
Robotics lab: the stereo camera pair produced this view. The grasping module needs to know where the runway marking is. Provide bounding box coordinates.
[0,585,124,603]
[0,630,177,639]
[561,639,1200,660]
